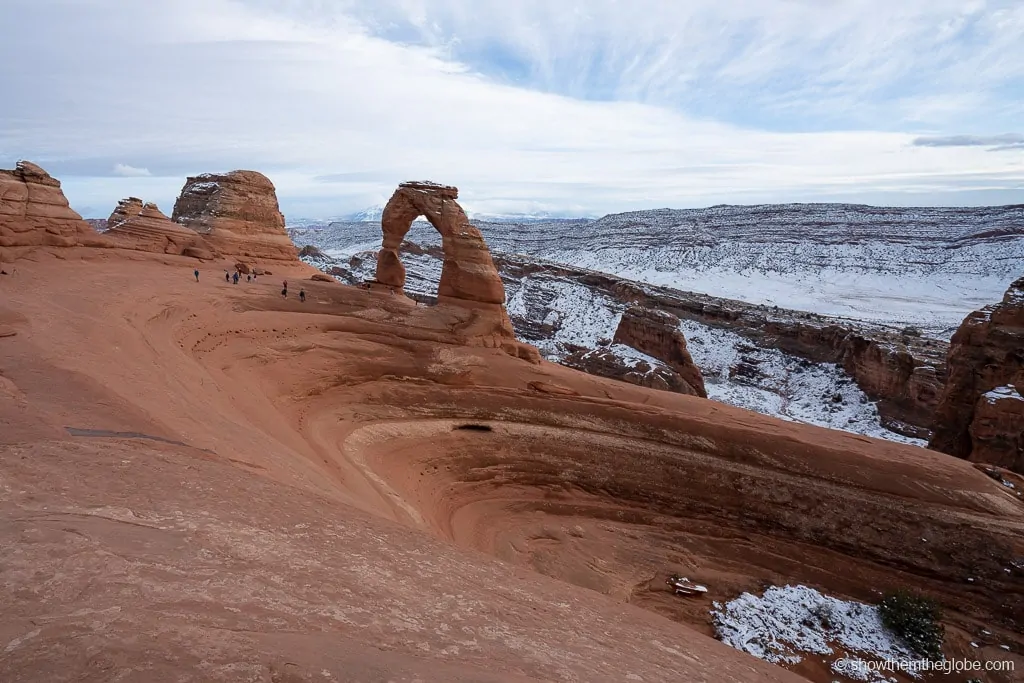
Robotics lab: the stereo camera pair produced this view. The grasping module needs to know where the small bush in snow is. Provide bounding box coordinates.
[878,590,944,661]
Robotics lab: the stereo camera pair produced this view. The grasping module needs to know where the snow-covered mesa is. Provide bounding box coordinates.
[477,203,1024,337]
[291,203,1023,338]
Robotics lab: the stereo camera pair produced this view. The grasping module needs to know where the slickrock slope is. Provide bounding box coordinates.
[0,161,105,261]
[171,170,297,263]
[2,253,1022,683]
[105,197,216,258]
[931,276,1024,473]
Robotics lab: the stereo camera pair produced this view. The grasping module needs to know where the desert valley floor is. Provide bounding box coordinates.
[2,250,1022,683]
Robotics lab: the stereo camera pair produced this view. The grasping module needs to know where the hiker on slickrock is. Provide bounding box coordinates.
[299,289,306,302]
[194,268,200,282]
[281,280,288,298]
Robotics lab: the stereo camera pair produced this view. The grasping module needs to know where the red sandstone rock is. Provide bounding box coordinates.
[370,182,537,362]
[104,197,215,257]
[563,345,702,395]
[171,171,297,262]
[375,182,505,306]
[612,306,707,397]
[310,273,334,282]
[0,161,105,261]
[930,276,1024,473]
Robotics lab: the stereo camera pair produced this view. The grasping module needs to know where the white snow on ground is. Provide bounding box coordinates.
[680,319,926,446]
[546,251,1006,338]
[983,385,1024,403]
[184,181,219,193]
[505,277,625,359]
[603,343,663,369]
[711,585,915,682]
[324,242,386,261]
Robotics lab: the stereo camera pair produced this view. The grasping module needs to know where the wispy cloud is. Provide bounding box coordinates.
[912,134,1024,150]
[0,0,1021,217]
[112,163,152,177]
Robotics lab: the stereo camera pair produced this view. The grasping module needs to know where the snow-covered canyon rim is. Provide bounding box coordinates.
[289,202,1024,337]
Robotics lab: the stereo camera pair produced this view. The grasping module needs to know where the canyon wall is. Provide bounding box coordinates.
[930,276,1024,473]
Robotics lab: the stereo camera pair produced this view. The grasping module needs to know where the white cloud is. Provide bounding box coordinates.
[112,163,152,177]
[0,0,1021,217]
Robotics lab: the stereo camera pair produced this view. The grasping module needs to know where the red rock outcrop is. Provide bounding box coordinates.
[370,182,538,363]
[611,306,707,397]
[930,276,1024,472]
[563,344,704,395]
[0,161,105,261]
[104,197,216,259]
[171,171,297,263]
[374,182,505,306]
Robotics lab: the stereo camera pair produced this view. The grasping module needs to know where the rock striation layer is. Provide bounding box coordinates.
[930,276,1024,473]
[374,182,506,306]
[0,161,104,260]
[611,306,707,397]
[171,171,297,263]
[105,197,215,259]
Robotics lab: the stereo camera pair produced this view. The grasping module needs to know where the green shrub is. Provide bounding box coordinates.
[878,590,944,661]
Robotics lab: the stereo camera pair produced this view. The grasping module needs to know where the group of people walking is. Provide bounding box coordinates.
[280,280,306,302]
[222,270,257,285]
[193,268,304,302]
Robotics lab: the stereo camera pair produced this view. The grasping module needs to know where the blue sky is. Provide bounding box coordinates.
[0,0,1022,218]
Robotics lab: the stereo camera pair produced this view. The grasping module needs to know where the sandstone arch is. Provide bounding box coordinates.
[374,182,506,307]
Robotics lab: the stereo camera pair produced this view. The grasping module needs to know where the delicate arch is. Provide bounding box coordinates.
[373,181,505,306]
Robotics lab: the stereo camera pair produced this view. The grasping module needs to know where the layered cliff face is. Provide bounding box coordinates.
[930,277,1024,473]
[611,306,707,397]
[105,197,215,259]
[0,161,104,261]
[171,171,297,262]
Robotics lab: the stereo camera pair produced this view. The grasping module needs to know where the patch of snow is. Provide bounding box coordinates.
[711,585,916,681]
[324,242,383,261]
[680,319,925,445]
[185,181,219,193]
[983,385,1024,403]
[603,344,663,370]
[503,276,624,359]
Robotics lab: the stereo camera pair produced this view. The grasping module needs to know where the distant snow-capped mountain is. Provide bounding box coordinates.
[339,205,591,223]
[346,205,385,222]
[467,212,594,223]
